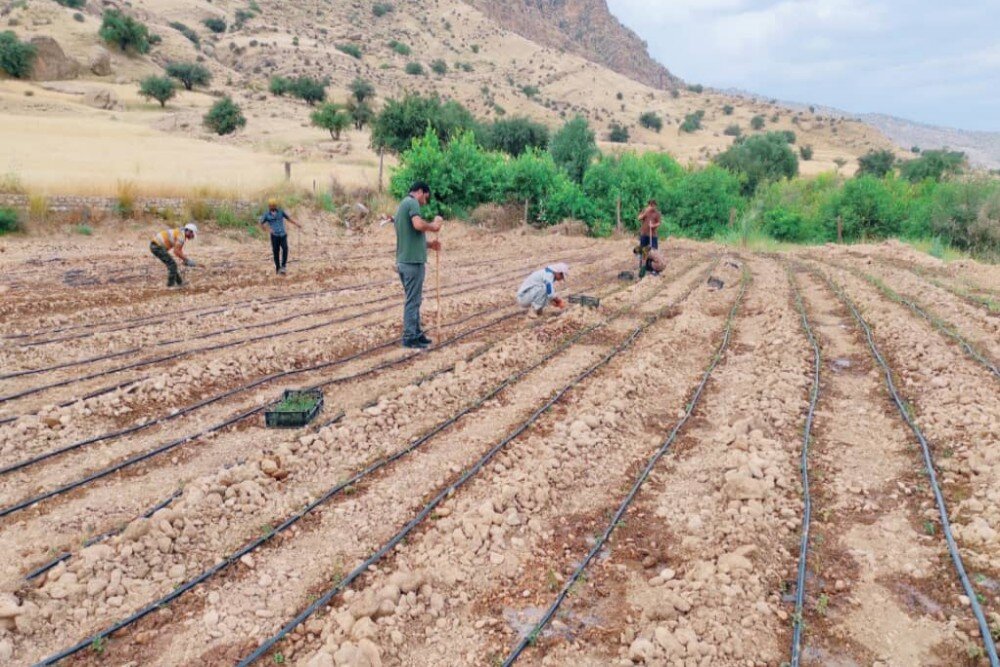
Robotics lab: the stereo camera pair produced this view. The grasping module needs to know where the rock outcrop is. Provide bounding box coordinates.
[28,36,80,81]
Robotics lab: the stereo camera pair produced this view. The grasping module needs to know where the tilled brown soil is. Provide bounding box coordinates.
[0,231,997,667]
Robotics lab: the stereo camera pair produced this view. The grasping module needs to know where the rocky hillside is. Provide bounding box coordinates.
[465,0,682,91]
[857,114,1000,171]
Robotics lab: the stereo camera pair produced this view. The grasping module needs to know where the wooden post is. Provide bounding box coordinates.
[615,196,622,233]
[729,207,736,229]
[378,149,384,194]
[837,216,843,244]
[524,198,529,226]
[312,179,316,196]
[284,162,291,181]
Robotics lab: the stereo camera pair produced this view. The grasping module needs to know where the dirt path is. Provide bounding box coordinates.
[794,266,971,665]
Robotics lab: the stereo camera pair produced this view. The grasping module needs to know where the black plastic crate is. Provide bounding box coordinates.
[265,389,324,428]
[568,295,600,308]
[618,271,635,281]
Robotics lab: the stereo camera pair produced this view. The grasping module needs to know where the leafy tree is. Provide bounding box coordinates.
[723,124,741,138]
[336,43,362,59]
[479,117,549,156]
[714,132,799,195]
[204,97,246,135]
[100,10,152,54]
[269,76,290,96]
[404,62,424,76]
[311,103,351,139]
[390,129,504,218]
[780,130,796,144]
[799,145,814,161]
[549,116,598,184]
[521,85,540,98]
[348,77,375,104]
[823,175,906,240]
[56,0,86,7]
[687,83,704,93]
[608,123,630,143]
[346,99,375,130]
[762,207,819,243]
[165,62,211,91]
[139,76,176,107]
[501,149,566,219]
[899,149,965,183]
[371,94,477,154]
[430,59,447,75]
[662,166,743,239]
[373,3,394,17]
[0,31,36,79]
[582,152,682,233]
[722,104,734,115]
[288,76,326,105]
[202,17,227,34]
[638,111,662,133]
[857,149,896,178]
[750,115,765,130]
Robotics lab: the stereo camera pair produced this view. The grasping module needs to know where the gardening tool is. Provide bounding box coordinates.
[435,231,442,333]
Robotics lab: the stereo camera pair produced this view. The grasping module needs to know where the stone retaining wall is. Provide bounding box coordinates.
[0,194,256,218]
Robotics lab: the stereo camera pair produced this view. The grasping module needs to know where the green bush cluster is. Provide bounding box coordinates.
[169,22,200,47]
[204,97,246,135]
[0,207,20,235]
[638,111,662,133]
[0,31,36,78]
[202,17,227,34]
[100,10,152,54]
[269,75,326,104]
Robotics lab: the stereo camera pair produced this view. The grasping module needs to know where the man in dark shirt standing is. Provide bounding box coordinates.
[260,198,302,275]
[637,199,663,277]
[395,182,443,350]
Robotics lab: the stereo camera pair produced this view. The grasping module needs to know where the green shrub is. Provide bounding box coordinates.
[372,94,477,154]
[311,103,351,139]
[390,129,504,218]
[662,166,743,239]
[921,179,1000,254]
[404,62,424,76]
[430,59,447,75]
[0,207,20,234]
[781,130,796,144]
[165,62,211,90]
[471,44,480,54]
[202,17,227,34]
[169,22,200,47]
[388,40,411,56]
[479,116,549,156]
[899,149,965,183]
[0,31,36,79]
[204,96,246,135]
[336,43,362,59]
[608,123,630,143]
[74,224,93,235]
[823,175,907,241]
[750,115,765,130]
[761,207,817,242]
[857,149,896,178]
[638,111,662,133]
[56,0,86,7]
[799,145,813,161]
[100,10,152,54]
[715,132,799,196]
[723,124,741,138]
[550,115,598,184]
[73,12,85,22]
[234,9,256,29]
[722,104,734,115]
[582,152,681,233]
[269,76,290,96]
[686,83,704,93]
[680,110,704,133]
[139,76,177,107]
[287,76,326,105]
[373,3,394,17]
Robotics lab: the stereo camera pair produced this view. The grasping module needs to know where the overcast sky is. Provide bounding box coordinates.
[606,0,1000,132]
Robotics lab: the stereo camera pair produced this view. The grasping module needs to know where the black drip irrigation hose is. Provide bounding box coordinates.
[0,256,571,403]
[36,260,696,667]
[0,251,604,405]
[501,268,749,666]
[0,256,627,477]
[829,262,999,380]
[0,304,525,519]
[787,268,821,667]
[234,269,702,667]
[818,269,1000,667]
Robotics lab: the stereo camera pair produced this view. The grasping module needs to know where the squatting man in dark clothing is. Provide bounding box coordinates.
[394,181,443,350]
[260,198,302,275]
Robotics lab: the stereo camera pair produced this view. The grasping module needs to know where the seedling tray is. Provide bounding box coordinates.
[568,295,601,308]
[265,389,323,428]
[618,271,635,281]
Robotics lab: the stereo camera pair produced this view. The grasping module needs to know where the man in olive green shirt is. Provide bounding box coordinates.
[395,181,443,349]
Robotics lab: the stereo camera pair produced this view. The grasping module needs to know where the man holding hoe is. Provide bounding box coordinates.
[394,181,443,350]
[260,198,302,275]
[636,199,664,277]
[149,223,198,288]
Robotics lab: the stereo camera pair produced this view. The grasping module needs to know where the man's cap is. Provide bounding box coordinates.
[268,198,278,206]
[549,262,569,277]
[183,223,198,236]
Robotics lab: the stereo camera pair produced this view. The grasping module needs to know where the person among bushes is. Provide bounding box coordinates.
[149,223,197,288]
[516,263,568,319]
[637,199,662,250]
[394,181,443,350]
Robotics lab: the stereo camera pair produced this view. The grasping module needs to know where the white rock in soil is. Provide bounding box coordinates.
[306,651,335,667]
[628,637,656,662]
[0,639,12,661]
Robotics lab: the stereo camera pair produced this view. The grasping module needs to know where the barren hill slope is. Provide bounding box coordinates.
[0,0,902,196]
